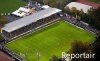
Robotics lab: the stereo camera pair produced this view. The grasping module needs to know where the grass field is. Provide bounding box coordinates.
[6,21,96,61]
[0,0,26,13]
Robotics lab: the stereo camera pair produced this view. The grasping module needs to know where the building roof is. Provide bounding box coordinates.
[2,8,61,32]
[42,5,50,9]
[12,7,30,17]
[66,2,92,13]
[77,0,100,9]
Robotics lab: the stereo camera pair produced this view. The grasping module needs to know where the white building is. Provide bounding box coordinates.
[65,2,92,13]
[41,5,50,9]
[12,7,30,17]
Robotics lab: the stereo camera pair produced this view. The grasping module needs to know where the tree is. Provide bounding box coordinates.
[70,7,77,13]
[50,55,66,61]
[64,7,70,13]
[0,15,7,25]
[69,40,94,61]
[43,0,49,5]
[87,8,95,20]
[87,7,100,30]
[49,0,58,8]
[93,34,100,61]
[70,7,79,16]
[49,55,59,61]
[67,0,76,3]
[30,0,69,10]
[57,0,68,9]
[79,9,84,17]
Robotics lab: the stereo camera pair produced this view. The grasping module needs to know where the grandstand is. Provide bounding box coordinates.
[1,7,62,40]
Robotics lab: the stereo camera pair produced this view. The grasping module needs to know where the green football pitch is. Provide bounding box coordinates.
[0,0,26,13]
[6,21,96,61]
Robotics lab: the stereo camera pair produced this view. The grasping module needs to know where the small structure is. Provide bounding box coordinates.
[41,5,50,9]
[28,0,34,7]
[12,7,30,17]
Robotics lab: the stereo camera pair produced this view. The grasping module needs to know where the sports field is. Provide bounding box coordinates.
[0,0,26,13]
[6,21,96,61]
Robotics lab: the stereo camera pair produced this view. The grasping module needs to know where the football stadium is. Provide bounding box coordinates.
[1,6,96,60]
[5,20,95,61]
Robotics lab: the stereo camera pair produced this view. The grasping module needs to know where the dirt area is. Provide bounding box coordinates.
[0,51,15,61]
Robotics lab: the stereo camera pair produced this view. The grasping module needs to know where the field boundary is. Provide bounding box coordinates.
[0,45,26,61]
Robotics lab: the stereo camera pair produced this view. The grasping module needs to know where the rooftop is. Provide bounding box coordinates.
[66,2,92,13]
[77,0,100,9]
[12,7,30,17]
[2,7,61,32]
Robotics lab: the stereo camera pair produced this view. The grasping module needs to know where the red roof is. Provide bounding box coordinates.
[77,0,100,9]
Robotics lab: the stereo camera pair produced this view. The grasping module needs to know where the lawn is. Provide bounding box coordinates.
[6,21,96,61]
[0,0,26,13]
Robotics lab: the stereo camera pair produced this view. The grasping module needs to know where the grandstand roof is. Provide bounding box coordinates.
[66,2,92,13]
[2,8,62,32]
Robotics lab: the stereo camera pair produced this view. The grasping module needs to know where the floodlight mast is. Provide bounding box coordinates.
[37,48,40,61]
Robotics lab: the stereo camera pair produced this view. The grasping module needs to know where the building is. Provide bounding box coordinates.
[1,7,62,40]
[65,2,92,13]
[41,5,50,9]
[12,7,30,17]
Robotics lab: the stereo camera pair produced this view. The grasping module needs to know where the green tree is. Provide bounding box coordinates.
[50,55,66,61]
[0,15,7,25]
[31,0,68,10]
[70,7,79,16]
[69,40,94,61]
[67,0,76,3]
[43,0,49,5]
[64,7,70,13]
[49,55,59,61]
[87,7,100,30]
[93,34,100,61]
